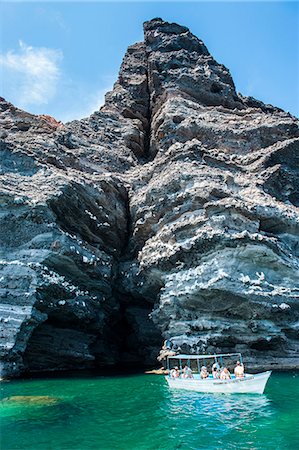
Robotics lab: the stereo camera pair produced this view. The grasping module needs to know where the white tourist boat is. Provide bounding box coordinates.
[165,353,271,394]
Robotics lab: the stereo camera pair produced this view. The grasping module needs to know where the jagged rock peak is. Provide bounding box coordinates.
[102,18,290,123]
[143,17,190,34]
[100,18,249,161]
[105,17,238,117]
[143,17,210,55]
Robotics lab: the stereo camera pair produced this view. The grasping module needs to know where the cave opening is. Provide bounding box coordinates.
[110,299,162,368]
[22,297,163,376]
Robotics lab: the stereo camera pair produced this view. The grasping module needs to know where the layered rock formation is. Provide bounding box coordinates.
[1,18,298,377]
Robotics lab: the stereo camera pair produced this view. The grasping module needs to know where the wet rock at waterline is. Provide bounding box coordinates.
[0,18,298,377]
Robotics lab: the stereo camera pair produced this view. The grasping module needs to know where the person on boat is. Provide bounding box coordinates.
[200,366,209,379]
[182,365,193,379]
[213,361,220,370]
[170,366,180,378]
[212,366,220,379]
[220,367,231,380]
[234,361,244,378]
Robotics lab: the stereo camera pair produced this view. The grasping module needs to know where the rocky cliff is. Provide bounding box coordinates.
[1,18,298,377]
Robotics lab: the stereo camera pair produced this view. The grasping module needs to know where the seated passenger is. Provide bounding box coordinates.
[212,366,220,379]
[234,361,244,378]
[220,367,231,380]
[200,366,209,379]
[212,362,220,371]
[182,365,193,379]
[170,366,179,378]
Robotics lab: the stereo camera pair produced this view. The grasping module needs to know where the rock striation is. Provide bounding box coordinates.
[0,18,298,377]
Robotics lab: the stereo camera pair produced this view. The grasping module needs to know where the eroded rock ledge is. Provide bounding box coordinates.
[1,18,298,377]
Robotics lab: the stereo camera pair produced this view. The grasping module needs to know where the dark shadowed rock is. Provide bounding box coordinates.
[0,19,298,377]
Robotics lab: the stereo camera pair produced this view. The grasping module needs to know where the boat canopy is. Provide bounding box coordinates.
[167,353,242,360]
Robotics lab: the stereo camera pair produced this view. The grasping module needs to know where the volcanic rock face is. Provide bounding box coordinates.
[1,18,298,377]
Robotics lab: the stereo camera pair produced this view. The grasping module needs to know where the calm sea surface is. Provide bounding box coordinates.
[1,371,298,450]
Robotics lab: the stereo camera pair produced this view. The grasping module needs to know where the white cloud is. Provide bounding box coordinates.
[0,41,62,107]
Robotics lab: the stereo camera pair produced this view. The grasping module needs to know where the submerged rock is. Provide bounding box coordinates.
[2,395,60,405]
[0,18,298,376]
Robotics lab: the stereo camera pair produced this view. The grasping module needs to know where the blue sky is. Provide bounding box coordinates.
[1,1,298,122]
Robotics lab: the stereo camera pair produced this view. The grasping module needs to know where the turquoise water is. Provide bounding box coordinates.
[1,372,298,450]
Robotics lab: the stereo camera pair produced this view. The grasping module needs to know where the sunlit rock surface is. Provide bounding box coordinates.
[1,18,298,376]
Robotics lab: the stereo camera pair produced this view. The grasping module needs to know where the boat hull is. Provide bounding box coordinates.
[165,371,272,394]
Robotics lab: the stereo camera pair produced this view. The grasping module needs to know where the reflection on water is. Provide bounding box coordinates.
[160,391,276,450]
[168,390,273,421]
[1,372,298,450]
